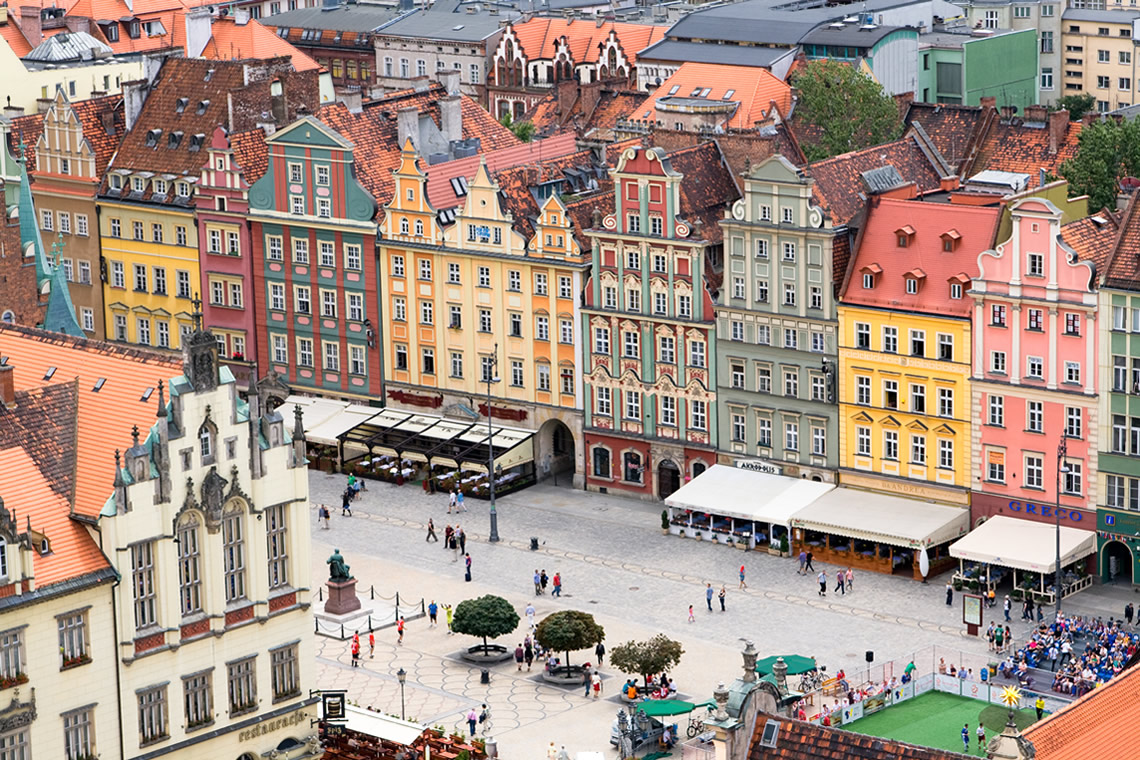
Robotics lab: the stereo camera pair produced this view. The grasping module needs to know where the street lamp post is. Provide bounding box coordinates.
[1055,432,1070,621]
[397,667,407,720]
[485,343,501,543]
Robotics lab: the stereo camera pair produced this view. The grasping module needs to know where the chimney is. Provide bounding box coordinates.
[1083,111,1101,126]
[122,79,149,132]
[440,95,462,145]
[3,103,25,119]
[339,88,363,114]
[0,7,8,25]
[979,95,996,110]
[185,7,212,58]
[999,105,1016,122]
[16,6,43,46]
[0,362,15,410]
[1048,108,1070,155]
[1024,104,1048,123]
[438,68,461,97]
[234,7,250,25]
[397,106,419,151]
[36,98,52,113]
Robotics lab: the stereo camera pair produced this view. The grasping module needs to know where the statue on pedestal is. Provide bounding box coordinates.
[327,549,352,582]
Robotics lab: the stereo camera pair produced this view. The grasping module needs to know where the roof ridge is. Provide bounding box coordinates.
[0,323,182,366]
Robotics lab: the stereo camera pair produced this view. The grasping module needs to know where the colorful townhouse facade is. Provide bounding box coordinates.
[248,116,381,401]
[377,143,587,481]
[582,144,733,500]
[715,155,845,481]
[197,126,257,363]
[837,197,997,506]
[969,197,1104,530]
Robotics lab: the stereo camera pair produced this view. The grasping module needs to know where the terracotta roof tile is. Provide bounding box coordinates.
[665,141,741,244]
[1102,193,1140,291]
[230,127,269,185]
[748,711,972,760]
[903,102,992,173]
[1060,207,1121,274]
[0,382,78,503]
[841,197,1000,311]
[0,446,111,587]
[632,62,793,130]
[509,18,665,65]
[808,136,948,227]
[200,17,320,71]
[0,323,182,519]
[8,94,125,177]
[645,126,806,176]
[972,121,1082,190]
[1023,660,1140,759]
[0,20,33,57]
[526,86,647,140]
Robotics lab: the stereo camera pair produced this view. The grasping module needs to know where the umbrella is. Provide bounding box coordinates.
[754,654,817,676]
[636,700,698,717]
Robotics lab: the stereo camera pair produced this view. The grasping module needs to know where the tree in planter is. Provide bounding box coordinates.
[610,634,684,687]
[661,510,670,530]
[535,610,605,667]
[451,595,519,654]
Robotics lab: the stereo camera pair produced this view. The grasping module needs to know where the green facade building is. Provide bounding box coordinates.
[918,28,1038,111]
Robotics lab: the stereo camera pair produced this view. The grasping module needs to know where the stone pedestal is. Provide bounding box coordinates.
[325,578,362,616]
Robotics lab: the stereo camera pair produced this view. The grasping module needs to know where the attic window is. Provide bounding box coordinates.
[43,366,57,380]
[141,387,154,402]
[204,69,215,82]
[196,100,210,116]
[760,720,780,749]
[451,176,469,197]
[175,97,188,114]
[145,128,162,148]
[860,263,882,290]
[277,27,289,38]
[724,89,735,99]
[690,87,702,97]
[189,134,206,153]
[941,229,961,252]
[904,268,927,295]
[895,225,916,248]
[168,131,183,149]
[334,31,343,43]
[699,87,711,97]
[667,85,679,95]
[93,378,106,392]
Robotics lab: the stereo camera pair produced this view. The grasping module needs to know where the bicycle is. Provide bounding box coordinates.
[686,706,713,738]
[798,670,823,692]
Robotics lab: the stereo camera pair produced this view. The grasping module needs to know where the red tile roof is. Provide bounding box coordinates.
[748,712,971,760]
[7,94,125,178]
[525,85,647,140]
[1102,192,1140,291]
[840,197,1000,313]
[903,102,993,174]
[645,126,806,176]
[510,18,664,64]
[200,17,320,71]
[972,121,1082,190]
[1060,207,1122,274]
[0,381,78,503]
[665,140,741,244]
[229,127,269,185]
[1022,660,1140,759]
[0,323,182,519]
[632,62,793,130]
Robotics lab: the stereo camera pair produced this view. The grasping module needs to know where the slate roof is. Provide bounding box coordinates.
[0,323,182,520]
[257,3,403,32]
[807,135,949,227]
[509,18,665,63]
[840,197,1000,312]
[1022,659,1140,759]
[0,381,78,503]
[7,94,124,177]
[374,7,504,42]
[971,120,1082,190]
[636,39,793,69]
[747,711,972,760]
[1102,193,1140,291]
[631,62,793,130]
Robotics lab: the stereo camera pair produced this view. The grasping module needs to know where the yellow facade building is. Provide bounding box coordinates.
[837,198,1000,505]
[378,144,587,481]
[1060,10,1139,112]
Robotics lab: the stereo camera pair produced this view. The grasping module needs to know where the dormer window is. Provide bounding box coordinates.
[196,100,210,116]
[153,179,167,196]
[895,225,915,248]
[111,175,122,189]
[948,273,969,299]
[863,273,874,289]
[860,263,882,289]
[175,97,188,114]
[132,176,145,193]
[168,131,183,149]
[176,182,190,198]
[941,229,961,252]
[903,268,926,295]
[145,128,162,148]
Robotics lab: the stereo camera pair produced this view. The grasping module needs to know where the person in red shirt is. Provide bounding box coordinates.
[351,639,360,667]
[397,617,405,645]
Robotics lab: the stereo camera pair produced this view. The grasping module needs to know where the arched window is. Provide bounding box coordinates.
[414,219,424,236]
[400,218,410,235]
[199,421,216,464]
[0,310,14,324]
[177,515,202,616]
[592,447,610,479]
[623,451,642,483]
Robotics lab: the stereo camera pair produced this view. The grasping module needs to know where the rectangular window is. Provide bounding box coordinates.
[81,308,94,332]
[784,421,798,451]
[810,286,823,310]
[76,213,88,236]
[511,360,524,387]
[756,325,770,345]
[559,320,573,344]
[758,418,772,447]
[856,426,871,456]
[882,326,898,353]
[783,369,798,398]
[938,439,953,469]
[137,685,168,745]
[911,434,926,465]
[625,391,641,421]
[756,239,769,259]
[347,293,364,322]
[321,290,337,318]
[534,272,548,295]
[811,374,826,401]
[319,241,335,267]
[1027,356,1043,379]
[991,351,1007,373]
[450,352,463,378]
[691,400,707,431]
[988,395,1004,426]
[883,380,898,409]
[267,237,283,261]
[1028,308,1044,330]
[689,340,706,368]
[63,706,94,759]
[883,430,898,460]
[266,505,289,589]
[419,348,433,376]
[292,238,309,264]
[1065,312,1081,336]
[0,629,23,682]
[677,295,691,318]
[855,323,870,350]
[222,513,246,602]
[991,304,1007,326]
[270,284,286,312]
[626,289,641,312]
[910,329,925,357]
[228,658,257,715]
[294,286,311,315]
[1065,361,1081,384]
[812,427,826,456]
[757,366,771,393]
[1065,406,1082,438]
[421,301,434,325]
[323,342,340,371]
[732,414,746,442]
[536,316,548,341]
[594,386,611,415]
[910,383,926,414]
[782,242,796,261]
[1064,461,1082,495]
[59,212,72,234]
[478,267,490,287]
[271,644,299,701]
[1106,474,1125,508]
[183,671,212,729]
[856,375,871,405]
[152,223,163,243]
[177,524,202,616]
[624,331,640,359]
[79,260,91,284]
[938,388,954,418]
[659,395,677,427]
[391,255,405,277]
[988,450,1005,483]
[131,542,157,629]
[297,338,313,367]
[784,328,797,350]
[1027,400,1043,433]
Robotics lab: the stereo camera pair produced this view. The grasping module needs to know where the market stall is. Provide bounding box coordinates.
[664,465,834,551]
[790,489,969,579]
[949,515,1096,604]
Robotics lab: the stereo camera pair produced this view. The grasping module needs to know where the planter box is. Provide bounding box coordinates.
[767,546,782,556]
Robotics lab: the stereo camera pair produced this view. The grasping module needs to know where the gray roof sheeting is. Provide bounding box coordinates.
[259,5,405,32]
[801,24,908,46]
[667,0,927,45]
[375,9,508,41]
[1062,8,1140,22]
[25,31,113,62]
[636,39,793,67]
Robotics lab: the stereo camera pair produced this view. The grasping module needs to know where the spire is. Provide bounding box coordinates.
[16,143,53,289]
[155,379,166,419]
[42,234,84,338]
[113,449,124,487]
[293,403,304,441]
[182,292,219,393]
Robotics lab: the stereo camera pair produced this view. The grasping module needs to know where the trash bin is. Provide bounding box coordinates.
[530,537,539,551]
[481,668,490,684]
[484,737,498,758]
[988,662,998,676]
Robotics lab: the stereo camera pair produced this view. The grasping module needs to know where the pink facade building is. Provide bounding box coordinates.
[969,198,1107,528]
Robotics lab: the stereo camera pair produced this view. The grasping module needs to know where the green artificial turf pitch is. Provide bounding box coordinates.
[841,692,1041,755]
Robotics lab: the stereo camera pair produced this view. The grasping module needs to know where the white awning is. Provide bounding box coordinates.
[343,704,424,745]
[305,403,380,446]
[664,464,834,528]
[284,395,348,436]
[949,515,1096,573]
[791,488,969,549]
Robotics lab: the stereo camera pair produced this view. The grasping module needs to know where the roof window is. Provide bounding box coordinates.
[43,366,56,380]
[145,128,162,148]
[189,134,206,152]
[168,131,183,149]
[175,97,189,114]
[724,89,735,99]
[895,225,916,248]
[140,387,154,402]
[196,100,210,116]
[941,229,961,252]
[93,378,106,392]
[667,85,679,95]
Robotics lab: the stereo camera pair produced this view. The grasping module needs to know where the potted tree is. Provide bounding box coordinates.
[535,610,605,684]
[610,634,685,698]
[451,595,519,664]
[661,510,670,535]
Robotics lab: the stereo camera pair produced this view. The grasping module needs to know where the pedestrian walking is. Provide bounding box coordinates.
[946,581,954,606]
[797,550,807,575]
[466,708,478,737]
[583,668,592,698]
[688,605,695,623]
[351,639,360,667]
[1034,696,1045,721]
[525,602,536,630]
[552,572,562,597]
[835,570,845,596]
[534,569,543,595]
[451,532,460,562]
[465,553,472,582]
[457,490,466,512]
[444,524,454,550]
[341,489,352,517]
[318,504,330,529]
[719,585,726,611]
[426,518,438,542]
[976,723,986,750]
[706,583,714,611]
[961,724,970,754]
[397,616,405,645]
[592,671,602,699]
[369,631,375,658]
[1048,644,1058,672]
[595,641,606,664]
[817,570,827,597]
[805,551,815,572]
[1003,595,1012,622]
[457,526,466,554]
[1127,602,1135,625]
[428,600,438,628]
[445,604,454,634]
[479,704,490,734]
[524,639,534,670]
[515,643,525,671]
[547,742,558,760]
[845,568,854,592]
[448,490,457,514]
[540,570,549,594]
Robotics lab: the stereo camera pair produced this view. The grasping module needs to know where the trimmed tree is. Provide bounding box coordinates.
[791,59,903,162]
[534,610,605,666]
[450,595,519,653]
[610,634,685,686]
[1060,117,1140,212]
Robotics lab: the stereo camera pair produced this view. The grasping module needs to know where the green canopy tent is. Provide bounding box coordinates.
[754,655,817,676]
[636,700,699,718]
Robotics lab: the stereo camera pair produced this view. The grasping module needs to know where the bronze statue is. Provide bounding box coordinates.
[327,548,352,582]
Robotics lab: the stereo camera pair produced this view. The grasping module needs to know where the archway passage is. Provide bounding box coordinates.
[1102,540,1135,584]
[658,459,681,500]
[537,418,575,485]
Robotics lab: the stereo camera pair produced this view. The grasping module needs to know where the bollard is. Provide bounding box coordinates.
[481,668,490,684]
[341,623,345,639]
[368,615,372,631]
